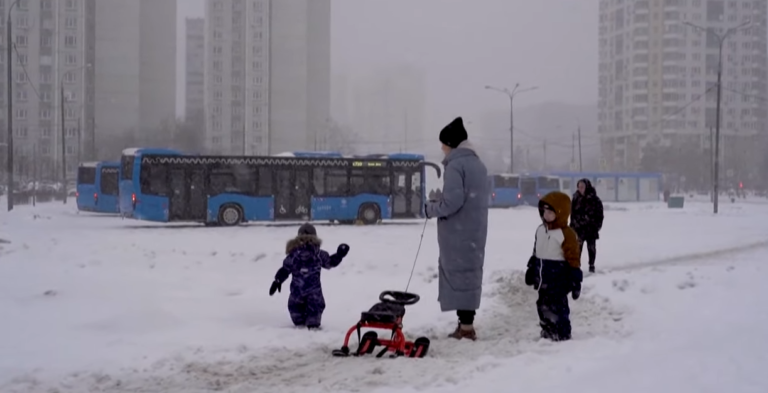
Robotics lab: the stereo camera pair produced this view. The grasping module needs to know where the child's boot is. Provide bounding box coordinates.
[448,323,477,341]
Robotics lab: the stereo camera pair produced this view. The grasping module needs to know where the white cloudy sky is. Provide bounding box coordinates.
[175,0,598,130]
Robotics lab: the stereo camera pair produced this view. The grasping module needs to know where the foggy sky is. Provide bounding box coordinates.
[175,0,598,132]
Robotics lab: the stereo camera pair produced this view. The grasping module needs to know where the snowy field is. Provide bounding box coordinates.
[1,198,767,393]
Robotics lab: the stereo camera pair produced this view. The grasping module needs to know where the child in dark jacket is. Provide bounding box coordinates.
[269,223,349,330]
[525,191,583,341]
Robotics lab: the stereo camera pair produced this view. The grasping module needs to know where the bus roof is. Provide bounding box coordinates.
[98,161,120,168]
[122,147,183,156]
[79,161,99,168]
[291,151,344,157]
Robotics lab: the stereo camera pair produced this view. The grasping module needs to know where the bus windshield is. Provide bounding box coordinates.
[520,178,537,195]
[539,177,561,189]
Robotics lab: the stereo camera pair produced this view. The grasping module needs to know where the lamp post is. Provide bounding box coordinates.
[59,63,91,204]
[484,84,538,173]
[683,20,750,214]
[5,0,21,211]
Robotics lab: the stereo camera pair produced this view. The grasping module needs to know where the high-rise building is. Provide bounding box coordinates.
[1,0,96,180]
[95,0,177,159]
[203,0,331,155]
[598,0,767,179]
[346,66,428,155]
[185,18,205,122]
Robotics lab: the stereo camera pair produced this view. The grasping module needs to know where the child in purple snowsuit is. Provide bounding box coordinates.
[269,223,349,329]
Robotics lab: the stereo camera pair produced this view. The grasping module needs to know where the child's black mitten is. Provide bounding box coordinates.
[269,280,281,296]
[525,255,541,290]
[571,267,583,300]
[337,244,350,257]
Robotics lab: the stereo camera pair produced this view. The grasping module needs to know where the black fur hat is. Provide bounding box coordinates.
[439,117,468,148]
[298,223,317,236]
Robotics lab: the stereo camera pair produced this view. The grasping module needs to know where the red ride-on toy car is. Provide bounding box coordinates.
[331,291,430,358]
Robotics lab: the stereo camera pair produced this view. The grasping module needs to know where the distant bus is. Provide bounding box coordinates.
[119,149,441,226]
[519,174,564,205]
[488,174,522,207]
[76,161,121,213]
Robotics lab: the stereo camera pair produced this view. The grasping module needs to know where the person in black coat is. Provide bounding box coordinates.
[569,179,604,273]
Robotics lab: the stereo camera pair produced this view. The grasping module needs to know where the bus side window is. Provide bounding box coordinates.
[325,169,348,195]
[233,164,257,194]
[313,168,325,195]
[350,169,365,195]
[258,167,272,195]
[210,173,236,195]
[142,165,169,195]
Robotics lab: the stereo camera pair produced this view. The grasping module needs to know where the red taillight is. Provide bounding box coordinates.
[131,193,136,203]
[517,193,521,199]
[93,193,98,200]
[75,191,79,197]
[491,192,496,200]
[537,193,541,198]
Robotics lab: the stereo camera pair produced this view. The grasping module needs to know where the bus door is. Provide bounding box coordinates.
[168,167,207,221]
[274,167,311,220]
[391,169,417,218]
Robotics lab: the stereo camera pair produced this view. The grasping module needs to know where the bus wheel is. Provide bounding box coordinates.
[218,204,243,226]
[357,204,380,225]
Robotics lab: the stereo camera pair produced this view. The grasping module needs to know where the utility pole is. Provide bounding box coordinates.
[710,127,714,202]
[484,84,539,173]
[571,132,576,168]
[60,83,67,204]
[684,20,750,214]
[577,124,583,172]
[6,0,21,212]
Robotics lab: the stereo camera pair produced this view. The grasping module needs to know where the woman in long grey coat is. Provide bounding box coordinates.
[425,116,489,341]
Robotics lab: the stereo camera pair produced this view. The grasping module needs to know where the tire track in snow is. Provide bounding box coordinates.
[604,239,768,274]
[2,272,628,393]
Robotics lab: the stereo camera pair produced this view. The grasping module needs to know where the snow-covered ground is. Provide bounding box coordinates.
[1,198,767,393]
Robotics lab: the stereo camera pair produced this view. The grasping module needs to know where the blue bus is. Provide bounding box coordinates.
[119,150,441,226]
[487,174,522,208]
[76,161,121,213]
[119,148,184,218]
[519,174,564,205]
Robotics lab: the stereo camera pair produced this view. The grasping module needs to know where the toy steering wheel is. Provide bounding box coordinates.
[379,291,420,305]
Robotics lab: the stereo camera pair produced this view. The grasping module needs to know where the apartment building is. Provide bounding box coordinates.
[185,17,205,122]
[203,0,331,155]
[95,0,176,159]
[598,0,767,179]
[1,0,96,179]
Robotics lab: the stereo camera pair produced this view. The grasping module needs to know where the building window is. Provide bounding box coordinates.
[212,136,222,145]
[65,0,77,10]
[40,109,51,119]
[15,109,26,119]
[66,53,77,65]
[18,0,29,10]
[66,145,75,155]
[41,36,52,47]
[40,73,52,83]
[65,17,77,29]
[16,54,27,65]
[66,108,77,119]
[15,16,28,28]
[15,35,27,47]
[64,35,77,47]
[15,89,27,101]
[64,72,76,83]
[41,0,52,10]
[66,127,77,137]
[14,127,28,137]
[42,128,52,138]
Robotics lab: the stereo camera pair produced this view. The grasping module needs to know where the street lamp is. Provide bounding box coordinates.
[484,84,539,173]
[683,20,750,214]
[59,63,92,205]
[5,0,22,212]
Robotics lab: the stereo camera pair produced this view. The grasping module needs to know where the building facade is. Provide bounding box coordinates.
[0,0,96,180]
[185,17,205,122]
[203,0,331,155]
[598,0,767,184]
[95,0,176,160]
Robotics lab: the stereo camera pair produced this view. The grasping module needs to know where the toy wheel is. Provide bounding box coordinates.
[357,331,379,355]
[380,291,420,305]
[332,346,350,357]
[408,337,430,358]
